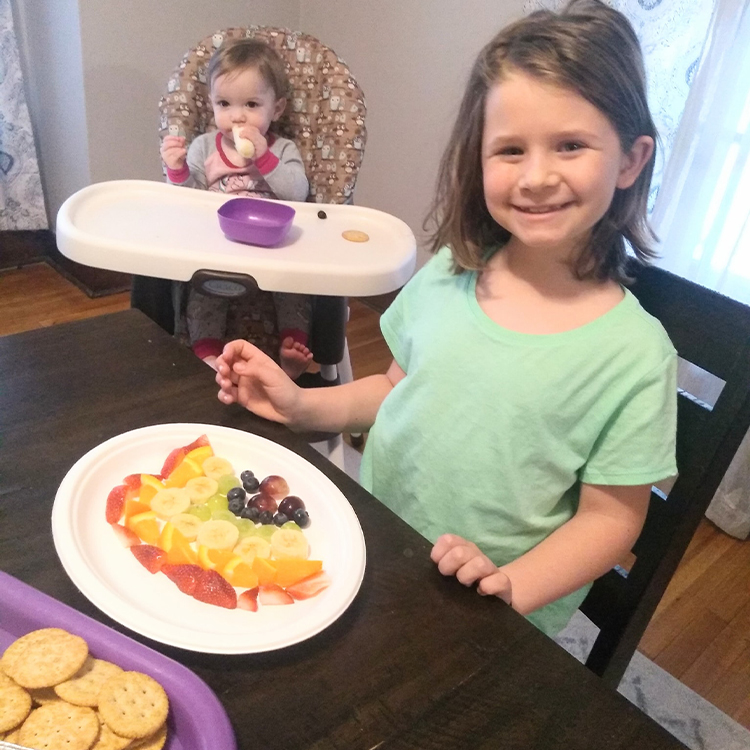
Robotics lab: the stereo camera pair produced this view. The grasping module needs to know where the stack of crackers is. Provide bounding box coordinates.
[0,628,169,750]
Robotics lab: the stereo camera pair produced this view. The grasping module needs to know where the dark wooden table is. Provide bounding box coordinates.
[0,310,686,749]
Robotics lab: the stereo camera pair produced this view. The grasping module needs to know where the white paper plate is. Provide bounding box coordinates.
[52,423,366,654]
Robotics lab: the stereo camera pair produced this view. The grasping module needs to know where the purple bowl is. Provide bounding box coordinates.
[217,197,295,247]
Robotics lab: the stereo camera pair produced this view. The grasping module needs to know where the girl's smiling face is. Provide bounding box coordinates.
[481,70,652,262]
[210,67,285,140]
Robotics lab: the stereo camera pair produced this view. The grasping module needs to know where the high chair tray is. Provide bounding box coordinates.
[56,180,417,296]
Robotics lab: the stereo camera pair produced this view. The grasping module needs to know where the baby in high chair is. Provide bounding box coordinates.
[216,0,678,638]
[160,38,312,378]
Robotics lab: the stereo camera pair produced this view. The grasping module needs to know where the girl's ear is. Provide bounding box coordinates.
[273,97,286,122]
[616,135,654,189]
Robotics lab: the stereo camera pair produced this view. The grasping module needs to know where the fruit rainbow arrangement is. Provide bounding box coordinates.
[105,435,330,611]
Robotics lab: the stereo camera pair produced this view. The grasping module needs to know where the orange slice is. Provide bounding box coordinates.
[221,556,259,588]
[164,457,203,489]
[197,545,234,571]
[139,474,165,505]
[124,499,151,522]
[273,559,323,589]
[185,445,213,465]
[252,557,278,586]
[166,532,198,565]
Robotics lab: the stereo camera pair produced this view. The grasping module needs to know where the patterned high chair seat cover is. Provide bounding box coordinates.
[158,27,367,357]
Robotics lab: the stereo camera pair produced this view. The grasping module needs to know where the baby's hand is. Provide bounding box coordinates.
[231,126,268,160]
[160,135,187,170]
[430,534,513,605]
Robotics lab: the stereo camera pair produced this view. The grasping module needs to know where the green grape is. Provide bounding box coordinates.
[217,474,241,495]
[211,509,237,524]
[281,521,302,532]
[249,525,276,541]
[207,493,229,513]
[235,518,256,538]
[186,504,211,522]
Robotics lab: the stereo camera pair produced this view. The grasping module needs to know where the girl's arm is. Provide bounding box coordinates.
[165,136,208,190]
[432,482,650,613]
[216,339,404,433]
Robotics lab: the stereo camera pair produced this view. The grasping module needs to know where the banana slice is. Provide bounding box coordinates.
[185,476,219,504]
[196,519,239,550]
[232,126,255,159]
[202,456,235,481]
[270,528,309,560]
[150,488,190,520]
[233,536,271,565]
[169,512,203,542]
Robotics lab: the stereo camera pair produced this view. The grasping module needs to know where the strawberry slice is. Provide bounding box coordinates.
[122,473,142,490]
[131,544,167,574]
[258,584,294,606]
[110,523,140,548]
[286,571,332,601]
[193,569,237,609]
[105,485,128,524]
[237,587,259,612]
[160,447,187,479]
[162,563,203,595]
[183,434,210,452]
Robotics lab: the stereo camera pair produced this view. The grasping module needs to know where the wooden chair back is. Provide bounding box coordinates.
[580,260,750,687]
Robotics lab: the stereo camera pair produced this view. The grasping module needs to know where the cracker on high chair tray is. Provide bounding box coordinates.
[341,229,370,242]
[97,671,169,740]
[18,701,100,750]
[0,672,32,733]
[2,627,89,689]
[55,656,124,707]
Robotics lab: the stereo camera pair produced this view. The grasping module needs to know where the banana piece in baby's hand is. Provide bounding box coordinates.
[232,126,255,159]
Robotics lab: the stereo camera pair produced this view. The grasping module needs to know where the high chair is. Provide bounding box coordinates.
[57,27,416,469]
[140,26,370,460]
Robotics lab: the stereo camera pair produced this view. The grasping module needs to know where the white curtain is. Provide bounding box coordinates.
[652,0,750,539]
[0,0,46,230]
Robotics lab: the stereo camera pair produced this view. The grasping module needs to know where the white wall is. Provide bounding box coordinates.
[300,0,526,264]
[14,0,526,266]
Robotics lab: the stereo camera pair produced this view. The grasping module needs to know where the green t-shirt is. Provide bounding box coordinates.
[360,248,678,635]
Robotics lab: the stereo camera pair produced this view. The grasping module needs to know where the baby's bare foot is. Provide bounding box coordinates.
[279,337,313,380]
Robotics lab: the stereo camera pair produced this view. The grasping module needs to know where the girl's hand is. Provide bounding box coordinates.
[430,534,513,605]
[232,126,268,160]
[160,136,187,170]
[215,340,301,425]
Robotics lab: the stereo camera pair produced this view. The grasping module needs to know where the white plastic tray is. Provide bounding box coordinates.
[56,180,417,297]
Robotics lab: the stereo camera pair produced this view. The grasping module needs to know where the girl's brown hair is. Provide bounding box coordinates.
[426,0,658,282]
[207,38,293,138]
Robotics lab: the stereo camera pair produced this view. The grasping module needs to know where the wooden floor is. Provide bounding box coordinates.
[3,261,750,728]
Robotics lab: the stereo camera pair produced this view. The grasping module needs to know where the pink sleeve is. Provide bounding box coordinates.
[254,149,280,175]
[167,164,190,183]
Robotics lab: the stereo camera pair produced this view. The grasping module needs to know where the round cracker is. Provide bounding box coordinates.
[55,657,124,707]
[4,628,89,689]
[341,229,369,242]
[91,721,135,750]
[98,672,168,740]
[130,723,167,750]
[29,686,64,706]
[18,701,99,750]
[0,672,32,732]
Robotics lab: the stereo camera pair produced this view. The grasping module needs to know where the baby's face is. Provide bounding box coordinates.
[210,67,285,141]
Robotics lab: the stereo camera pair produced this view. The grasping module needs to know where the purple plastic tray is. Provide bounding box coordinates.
[0,571,236,750]
[217,197,295,247]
